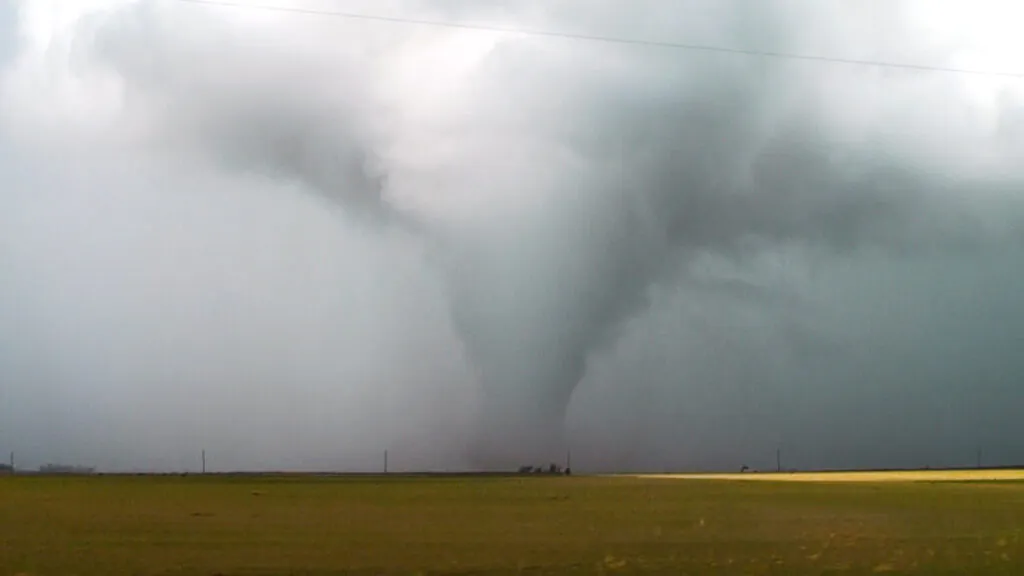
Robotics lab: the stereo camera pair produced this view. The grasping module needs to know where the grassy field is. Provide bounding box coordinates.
[3,472,1024,575]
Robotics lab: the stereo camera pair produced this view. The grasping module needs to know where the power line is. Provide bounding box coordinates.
[174,0,1024,79]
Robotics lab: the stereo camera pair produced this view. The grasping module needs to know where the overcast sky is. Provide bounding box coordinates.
[2,0,1024,473]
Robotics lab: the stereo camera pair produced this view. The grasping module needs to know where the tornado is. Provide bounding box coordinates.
[436,172,676,468]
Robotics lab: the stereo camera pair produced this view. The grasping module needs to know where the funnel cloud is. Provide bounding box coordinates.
[2,0,1024,472]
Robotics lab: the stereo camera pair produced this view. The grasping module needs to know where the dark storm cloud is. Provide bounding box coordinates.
[423,1,1024,465]
[2,0,1024,471]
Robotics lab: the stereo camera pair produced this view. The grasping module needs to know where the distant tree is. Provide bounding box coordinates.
[39,463,95,475]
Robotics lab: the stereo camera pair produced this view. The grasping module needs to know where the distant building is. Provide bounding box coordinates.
[0,463,12,474]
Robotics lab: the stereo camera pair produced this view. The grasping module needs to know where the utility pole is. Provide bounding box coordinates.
[9,451,13,473]
[776,448,782,473]
[565,449,571,472]
[977,447,982,470]
[384,450,388,474]
[202,450,206,474]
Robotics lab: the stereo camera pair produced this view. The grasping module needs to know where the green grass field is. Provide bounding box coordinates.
[3,472,1024,575]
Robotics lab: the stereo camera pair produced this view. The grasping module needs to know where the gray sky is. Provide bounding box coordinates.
[0,2,13,65]
[2,0,1024,472]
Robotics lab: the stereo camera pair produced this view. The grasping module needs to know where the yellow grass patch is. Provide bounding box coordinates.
[633,469,1024,482]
